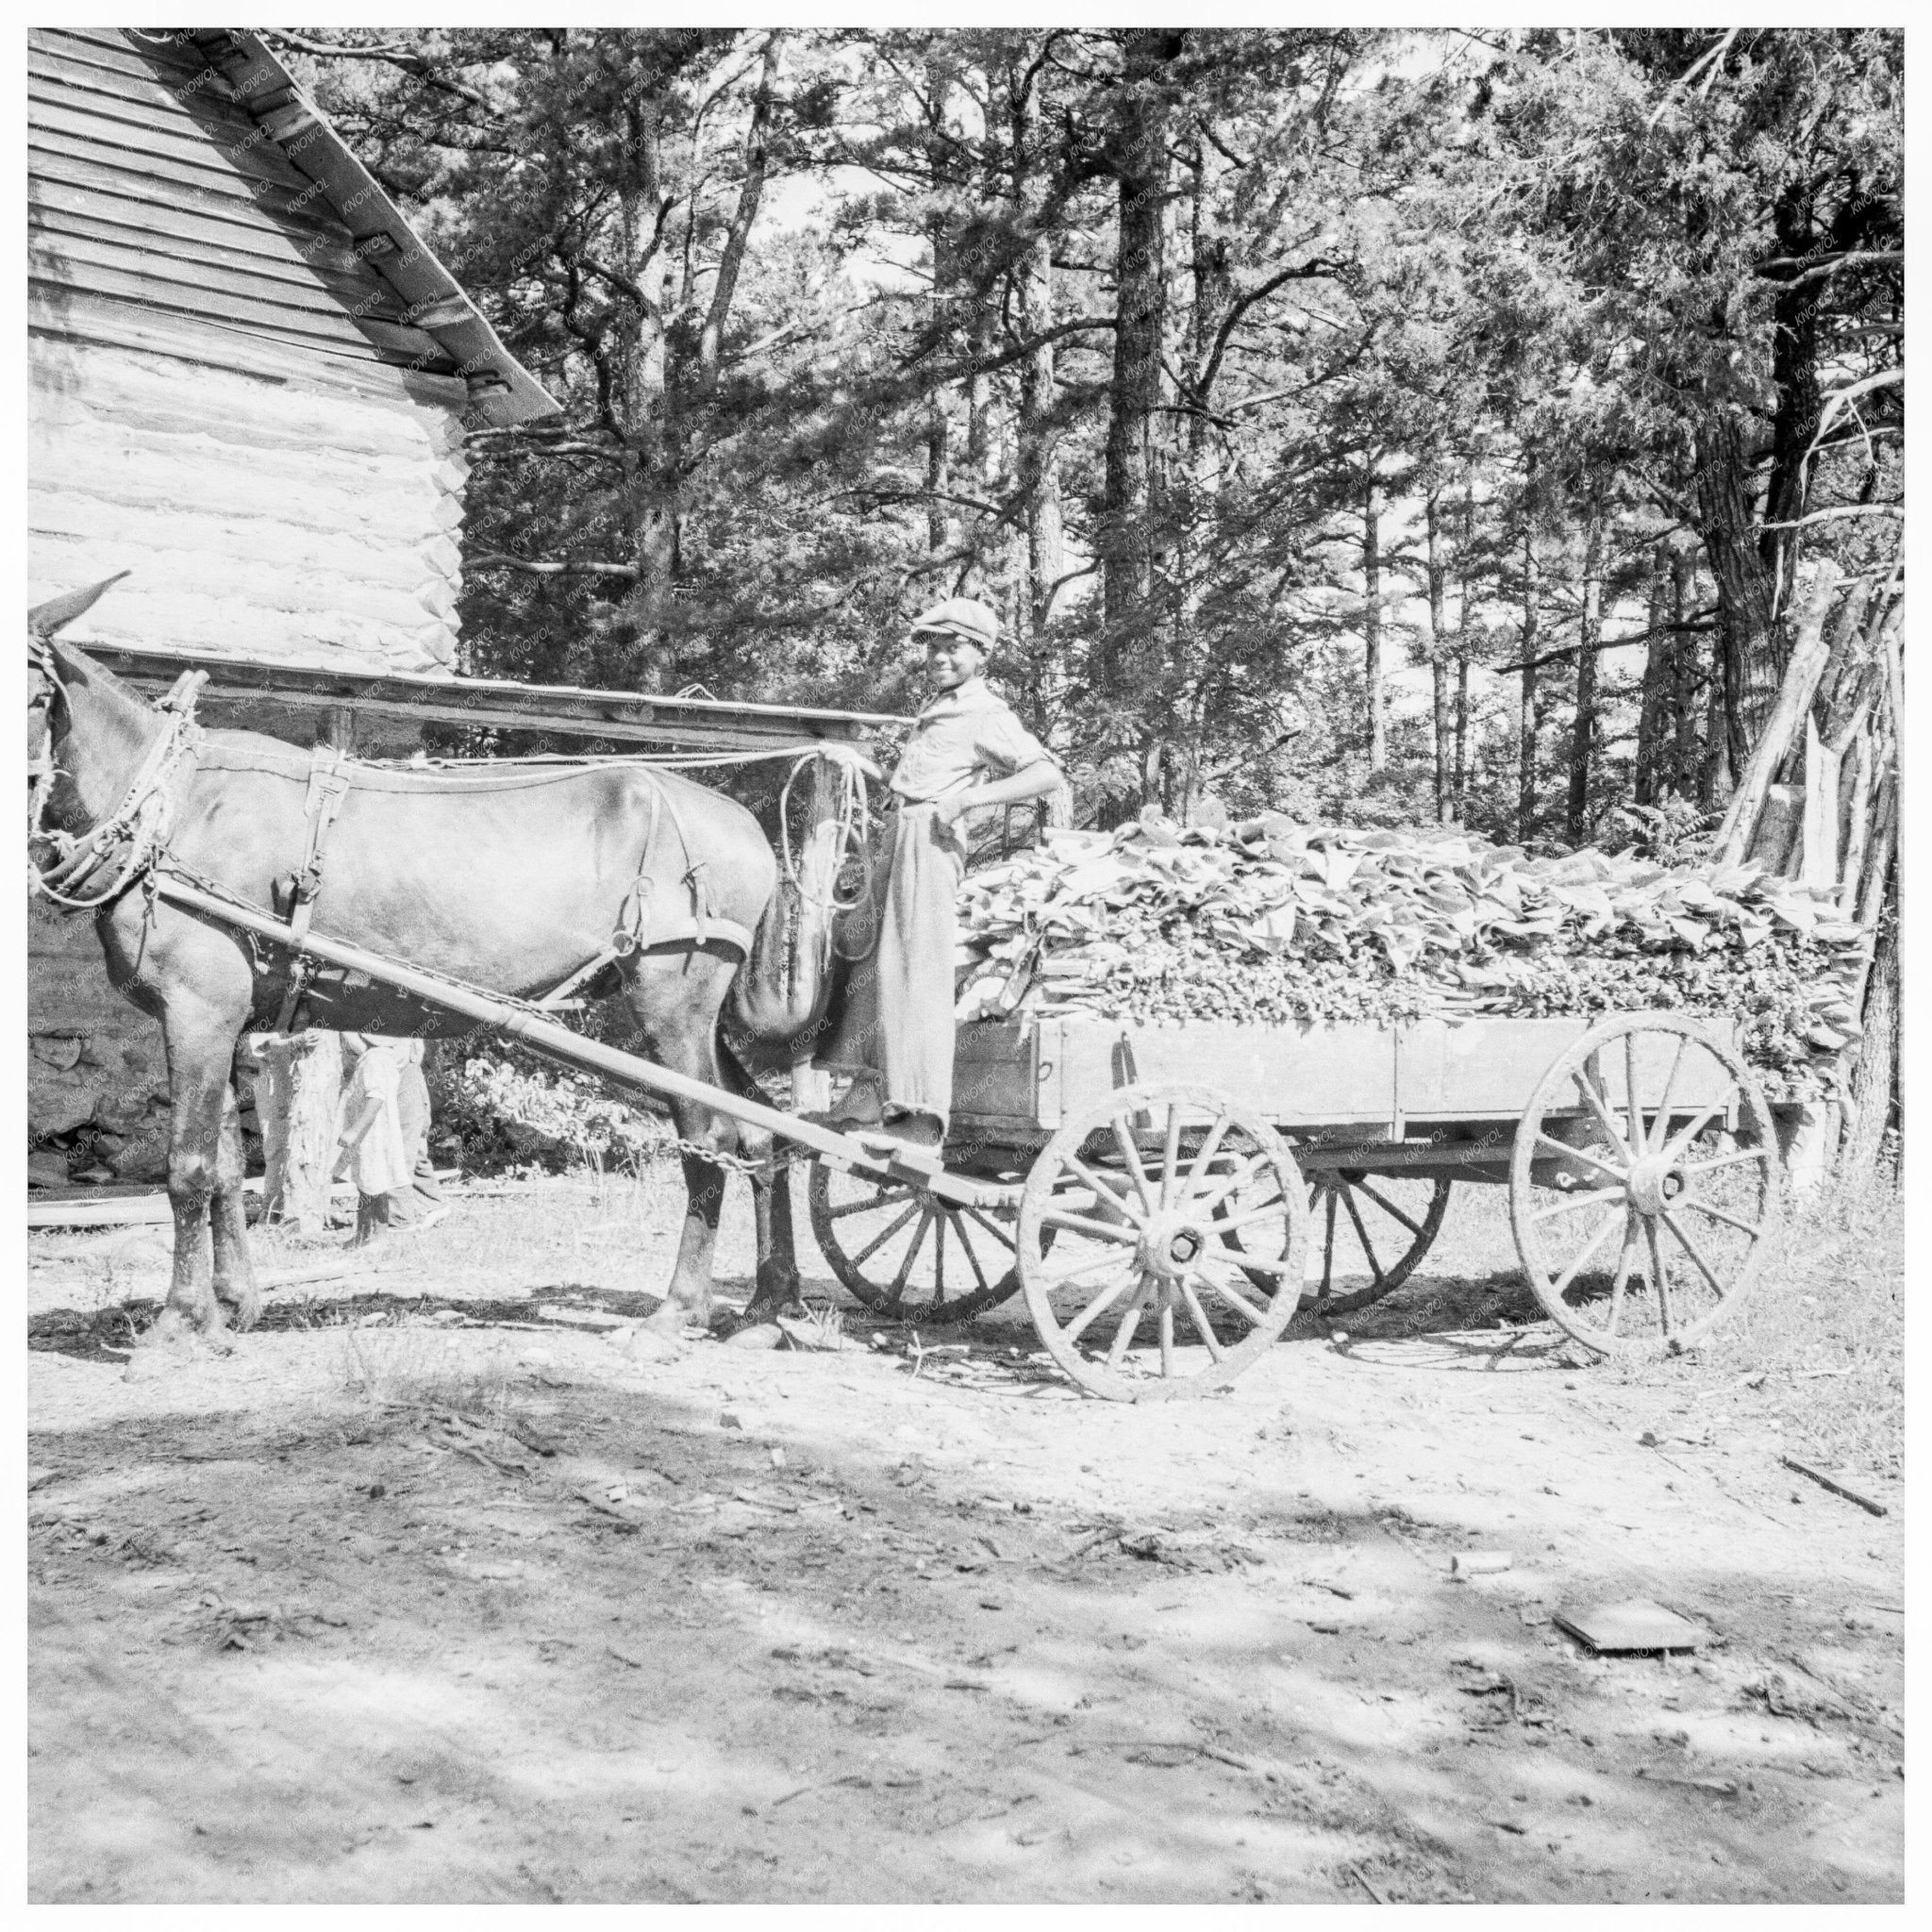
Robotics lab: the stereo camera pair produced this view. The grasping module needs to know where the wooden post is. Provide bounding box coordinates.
[259,1030,342,1231]
[1709,563,1843,868]
[1800,715,1842,889]
[1837,733,1874,916]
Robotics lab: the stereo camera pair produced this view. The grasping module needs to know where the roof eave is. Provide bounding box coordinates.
[184,28,559,427]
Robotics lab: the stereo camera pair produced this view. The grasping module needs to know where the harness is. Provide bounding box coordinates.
[25,644,825,1027]
[529,774,757,1009]
[270,742,356,1032]
[178,740,758,1026]
[26,641,206,910]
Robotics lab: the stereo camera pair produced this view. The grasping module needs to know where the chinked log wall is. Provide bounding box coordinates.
[27,26,471,675]
[27,26,475,1170]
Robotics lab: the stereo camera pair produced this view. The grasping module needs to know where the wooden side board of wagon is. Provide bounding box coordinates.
[804,1008,1783,1400]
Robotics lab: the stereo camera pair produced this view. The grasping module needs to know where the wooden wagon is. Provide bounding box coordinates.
[148,873,1783,1405]
[806,1008,1786,1399]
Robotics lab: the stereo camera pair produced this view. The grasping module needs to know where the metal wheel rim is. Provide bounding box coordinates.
[1509,1013,1784,1357]
[1017,1082,1309,1402]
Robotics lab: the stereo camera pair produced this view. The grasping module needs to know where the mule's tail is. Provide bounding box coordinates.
[723,747,875,1072]
[726,873,834,1062]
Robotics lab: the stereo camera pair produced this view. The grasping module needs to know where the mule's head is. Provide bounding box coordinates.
[27,574,127,813]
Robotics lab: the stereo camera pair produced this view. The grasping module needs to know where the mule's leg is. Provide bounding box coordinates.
[210,1081,260,1331]
[722,1041,801,1324]
[624,955,745,1335]
[149,1012,248,1348]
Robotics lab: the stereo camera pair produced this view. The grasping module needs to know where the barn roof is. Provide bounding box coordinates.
[183,31,557,425]
[28,27,556,426]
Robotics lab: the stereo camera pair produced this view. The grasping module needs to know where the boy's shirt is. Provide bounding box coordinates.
[890,675,1058,806]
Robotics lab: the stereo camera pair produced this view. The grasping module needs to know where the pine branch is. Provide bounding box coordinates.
[1759,503,1903,532]
[257,28,491,111]
[469,555,641,580]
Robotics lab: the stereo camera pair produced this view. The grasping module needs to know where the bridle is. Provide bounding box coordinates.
[26,637,67,848]
[26,634,208,910]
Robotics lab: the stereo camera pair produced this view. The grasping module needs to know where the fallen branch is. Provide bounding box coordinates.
[770,1773,872,1808]
[1077,1738,1253,1772]
[1780,1455,1887,1517]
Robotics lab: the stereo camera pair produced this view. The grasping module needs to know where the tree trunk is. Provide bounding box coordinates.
[1454,479,1474,821]
[1518,492,1539,844]
[1634,541,1671,807]
[1098,28,1181,685]
[1843,906,1898,1181]
[925,213,954,558]
[1566,490,1605,843]
[1669,544,1702,800]
[1171,136,1232,820]
[1424,490,1450,823]
[696,32,782,391]
[1008,50,1065,695]
[609,82,681,639]
[1759,182,1827,622]
[1454,656,1470,822]
[1695,409,1782,785]
[1363,468,1385,775]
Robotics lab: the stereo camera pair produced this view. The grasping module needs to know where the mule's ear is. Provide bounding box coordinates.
[28,572,130,639]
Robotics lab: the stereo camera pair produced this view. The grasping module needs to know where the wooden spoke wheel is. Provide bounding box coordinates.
[1299,1171,1453,1316]
[1510,1014,1784,1357]
[1212,1169,1451,1313]
[806,1161,1029,1325]
[1017,1083,1309,1402]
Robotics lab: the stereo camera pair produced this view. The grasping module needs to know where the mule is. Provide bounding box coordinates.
[28,577,823,1353]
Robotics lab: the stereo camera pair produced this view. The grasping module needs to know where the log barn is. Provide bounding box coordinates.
[27,27,891,1188]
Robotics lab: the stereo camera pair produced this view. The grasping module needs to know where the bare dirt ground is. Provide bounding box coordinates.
[28,1171,1904,1904]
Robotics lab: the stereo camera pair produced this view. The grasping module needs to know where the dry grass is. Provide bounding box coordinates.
[1288,1161,1904,1482]
[350,1164,689,1296]
[1610,1164,1905,1480]
[337,1322,520,1428]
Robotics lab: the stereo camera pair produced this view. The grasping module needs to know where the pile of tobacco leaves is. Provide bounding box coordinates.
[954,814,1870,1102]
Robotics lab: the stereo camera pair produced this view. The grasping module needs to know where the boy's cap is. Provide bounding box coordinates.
[909,597,1000,650]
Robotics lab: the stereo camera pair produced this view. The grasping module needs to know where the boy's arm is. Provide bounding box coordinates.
[931,757,1059,829]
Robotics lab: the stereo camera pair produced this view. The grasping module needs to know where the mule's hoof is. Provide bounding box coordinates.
[775,1312,845,1353]
[124,1323,225,1380]
[640,1304,698,1339]
[722,1322,784,1351]
[608,1324,687,1363]
[216,1289,261,1333]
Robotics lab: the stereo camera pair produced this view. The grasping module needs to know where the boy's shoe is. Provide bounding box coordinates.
[802,1080,884,1130]
[870,1108,944,1151]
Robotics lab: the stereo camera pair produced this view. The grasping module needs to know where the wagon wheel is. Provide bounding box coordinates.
[1211,1171,1452,1313]
[806,1161,1031,1325]
[1017,1082,1309,1402]
[1300,1172,1454,1316]
[1510,1013,1783,1357]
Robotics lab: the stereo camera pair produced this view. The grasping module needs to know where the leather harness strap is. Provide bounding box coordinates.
[273,744,354,1033]
[529,774,754,1008]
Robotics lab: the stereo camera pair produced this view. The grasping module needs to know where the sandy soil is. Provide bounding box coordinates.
[27,1179,1904,1904]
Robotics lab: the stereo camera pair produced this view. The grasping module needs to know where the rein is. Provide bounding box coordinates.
[26,642,208,911]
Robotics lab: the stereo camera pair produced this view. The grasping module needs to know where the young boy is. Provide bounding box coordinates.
[818,598,1061,1149]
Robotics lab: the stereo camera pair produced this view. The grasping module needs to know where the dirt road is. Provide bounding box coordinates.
[27,1183,1904,1903]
